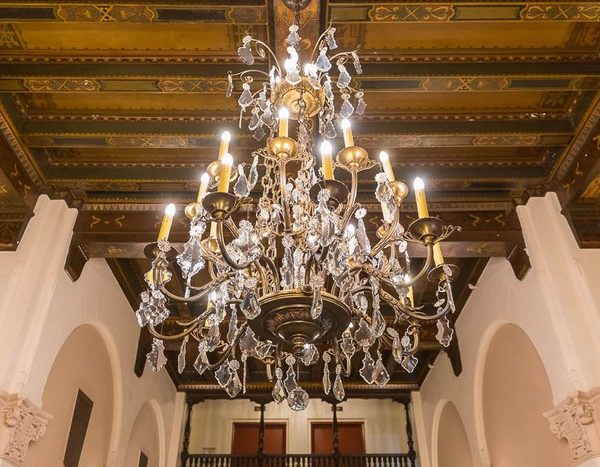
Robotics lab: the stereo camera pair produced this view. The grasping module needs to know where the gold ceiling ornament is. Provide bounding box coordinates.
[137,1,461,410]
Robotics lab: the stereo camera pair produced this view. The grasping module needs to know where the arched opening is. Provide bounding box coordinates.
[482,324,570,467]
[123,401,162,467]
[436,401,473,467]
[26,324,115,466]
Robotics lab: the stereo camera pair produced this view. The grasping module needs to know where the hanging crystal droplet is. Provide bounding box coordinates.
[356,98,367,115]
[373,352,390,387]
[248,109,260,131]
[333,365,345,401]
[224,361,242,398]
[286,24,300,46]
[323,358,332,395]
[272,367,286,403]
[355,208,371,254]
[339,98,354,119]
[177,335,188,374]
[238,37,255,65]
[177,237,205,280]
[226,73,233,98]
[337,64,351,89]
[436,316,454,347]
[323,119,337,139]
[238,83,253,107]
[352,52,363,75]
[215,361,232,388]
[359,351,375,384]
[316,48,332,72]
[401,354,418,373]
[233,165,250,197]
[284,359,299,393]
[241,290,261,320]
[287,387,310,411]
[310,273,324,319]
[227,309,238,344]
[253,125,266,141]
[146,338,167,372]
[239,327,259,355]
[325,28,338,49]
[248,155,259,189]
[323,78,334,100]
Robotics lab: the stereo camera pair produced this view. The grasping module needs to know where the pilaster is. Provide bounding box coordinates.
[545,388,600,466]
[0,391,51,467]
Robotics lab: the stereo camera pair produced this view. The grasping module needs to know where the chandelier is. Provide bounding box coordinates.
[137,5,460,411]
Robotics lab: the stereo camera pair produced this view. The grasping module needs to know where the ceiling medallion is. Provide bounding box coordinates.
[137,5,461,410]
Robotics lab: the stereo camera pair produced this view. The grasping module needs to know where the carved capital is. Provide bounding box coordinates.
[544,388,600,465]
[0,391,52,466]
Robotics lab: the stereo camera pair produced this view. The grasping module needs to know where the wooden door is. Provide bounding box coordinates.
[311,422,366,454]
[231,423,286,454]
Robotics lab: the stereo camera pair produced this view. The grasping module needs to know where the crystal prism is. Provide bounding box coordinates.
[146,338,167,372]
[177,237,205,280]
[177,335,188,374]
[373,353,390,387]
[234,165,250,197]
[272,367,286,403]
[436,317,454,347]
[239,327,259,355]
[225,370,242,398]
[333,366,345,401]
[238,83,253,107]
[287,387,310,411]
[337,65,351,89]
[237,43,254,65]
[316,48,332,72]
[356,98,367,115]
[359,351,375,384]
[241,290,260,320]
[340,98,354,119]
[215,361,232,388]
[325,28,338,49]
[401,354,418,373]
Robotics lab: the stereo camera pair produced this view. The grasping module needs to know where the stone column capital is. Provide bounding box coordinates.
[0,391,51,466]
[544,387,600,465]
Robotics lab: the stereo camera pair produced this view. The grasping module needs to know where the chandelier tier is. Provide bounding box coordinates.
[137,8,461,410]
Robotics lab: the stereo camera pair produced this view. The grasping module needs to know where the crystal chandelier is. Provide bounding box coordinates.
[137,6,461,411]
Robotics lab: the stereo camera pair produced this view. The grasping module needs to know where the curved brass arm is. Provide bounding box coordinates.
[148,316,202,341]
[380,287,453,323]
[371,207,401,257]
[339,170,359,233]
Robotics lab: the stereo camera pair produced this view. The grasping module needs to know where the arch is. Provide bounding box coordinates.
[25,322,123,467]
[123,400,165,467]
[479,323,570,467]
[431,400,473,467]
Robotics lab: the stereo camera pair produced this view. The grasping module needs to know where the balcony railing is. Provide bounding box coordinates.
[184,453,414,467]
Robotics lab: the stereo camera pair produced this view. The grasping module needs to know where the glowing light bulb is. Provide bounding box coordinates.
[341,118,354,147]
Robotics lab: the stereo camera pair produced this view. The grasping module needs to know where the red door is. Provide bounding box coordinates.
[311,422,366,454]
[231,423,286,454]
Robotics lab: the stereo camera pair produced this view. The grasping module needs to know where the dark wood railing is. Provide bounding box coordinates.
[185,453,413,467]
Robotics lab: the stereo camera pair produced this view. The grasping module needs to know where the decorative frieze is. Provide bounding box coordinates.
[0,392,51,466]
[545,388,600,464]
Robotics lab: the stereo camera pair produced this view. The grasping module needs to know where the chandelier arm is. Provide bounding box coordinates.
[379,287,453,322]
[247,39,282,76]
[401,244,434,287]
[216,221,260,271]
[158,282,214,303]
[253,258,270,296]
[371,207,401,256]
[339,170,359,231]
[260,256,280,293]
[147,318,201,341]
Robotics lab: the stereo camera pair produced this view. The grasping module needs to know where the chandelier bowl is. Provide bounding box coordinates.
[271,76,325,119]
[202,192,240,219]
[251,290,351,352]
[309,179,349,209]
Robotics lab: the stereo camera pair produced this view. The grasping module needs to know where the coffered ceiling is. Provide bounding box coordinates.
[1,0,600,399]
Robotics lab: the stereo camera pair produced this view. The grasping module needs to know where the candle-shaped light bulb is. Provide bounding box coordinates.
[157,203,176,241]
[196,172,210,203]
[320,140,335,180]
[218,131,231,161]
[413,177,429,218]
[379,151,396,182]
[217,153,233,192]
[278,107,289,137]
[341,118,354,148]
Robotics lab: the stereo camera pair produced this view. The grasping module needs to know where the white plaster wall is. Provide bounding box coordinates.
[0,196,181,467]
[414,194,600,467]
[189,398,408,454]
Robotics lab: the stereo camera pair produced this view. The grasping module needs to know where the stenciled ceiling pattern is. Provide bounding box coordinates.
[1,0,600,399]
